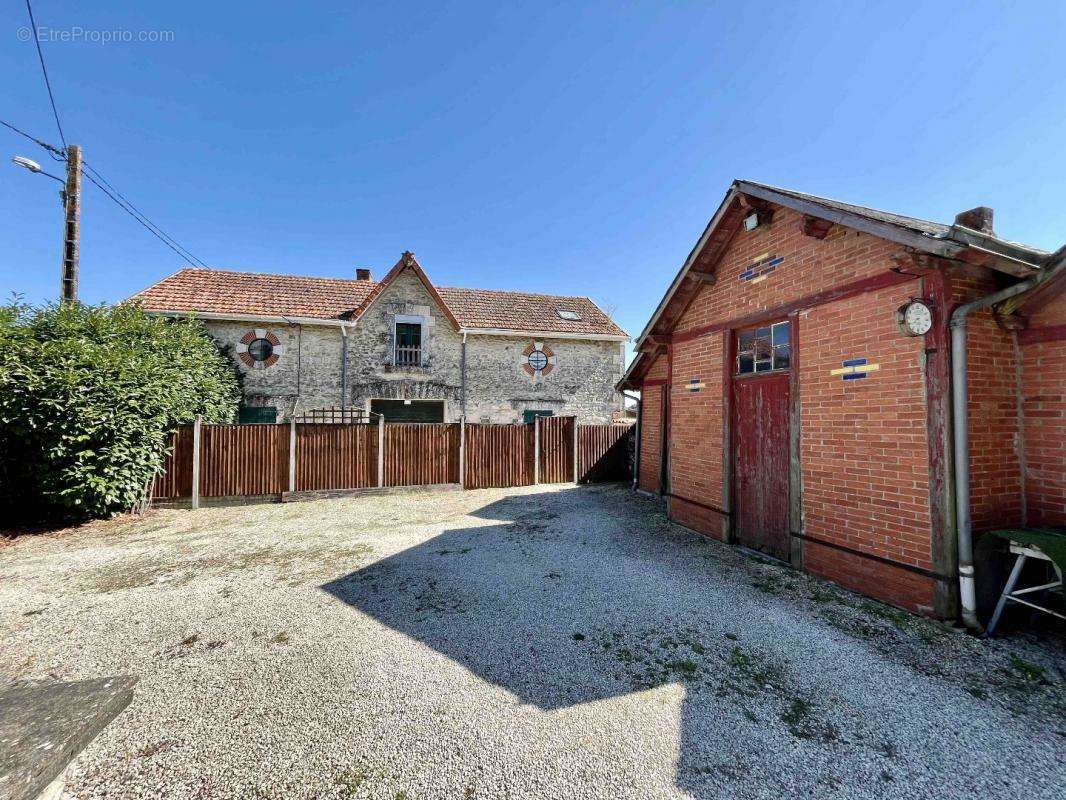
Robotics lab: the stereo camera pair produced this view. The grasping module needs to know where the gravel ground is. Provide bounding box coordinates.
[1,483,1064,800]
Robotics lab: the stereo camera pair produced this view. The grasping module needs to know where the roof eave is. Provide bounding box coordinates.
[632,185,741,348]
[142,309,353,327]
[461,326,628,342]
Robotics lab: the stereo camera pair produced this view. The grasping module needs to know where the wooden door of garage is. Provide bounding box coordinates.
[732,372,790,561]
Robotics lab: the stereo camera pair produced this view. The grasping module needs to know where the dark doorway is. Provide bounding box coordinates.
[371,399,445,423]
[731,321,791,561]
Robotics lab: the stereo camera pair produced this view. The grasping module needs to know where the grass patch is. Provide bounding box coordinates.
[271,631,290,645]
[781,698,815,738]
[1008,653,1047,683]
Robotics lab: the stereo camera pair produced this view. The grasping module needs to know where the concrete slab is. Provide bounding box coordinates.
[0,675,136,800]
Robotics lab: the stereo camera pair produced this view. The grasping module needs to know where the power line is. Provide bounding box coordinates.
[2,117,209,268]
[81,161,210,268]
[0,117,64,157]
[80,167,209,268]
[24,0,67,150]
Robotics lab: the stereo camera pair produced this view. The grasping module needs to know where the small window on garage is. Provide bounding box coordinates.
[736,321,790,375]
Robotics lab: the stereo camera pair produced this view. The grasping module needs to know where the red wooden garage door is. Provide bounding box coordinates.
[732,372,790,561]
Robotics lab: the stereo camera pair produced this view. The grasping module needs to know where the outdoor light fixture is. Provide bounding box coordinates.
[743,211,761,231]
[12,155,42,173]
[11,155,65,183]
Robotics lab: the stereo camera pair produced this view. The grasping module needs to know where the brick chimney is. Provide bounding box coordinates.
[954,206,995,235]
[356,268,372,281]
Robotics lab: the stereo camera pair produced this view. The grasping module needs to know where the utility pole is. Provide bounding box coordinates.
[60,144,81,302]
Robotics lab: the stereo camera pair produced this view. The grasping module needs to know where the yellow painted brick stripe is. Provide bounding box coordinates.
[829,363,881,376]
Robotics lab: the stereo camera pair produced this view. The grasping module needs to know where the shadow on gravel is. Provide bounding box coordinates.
[321,486,811,797]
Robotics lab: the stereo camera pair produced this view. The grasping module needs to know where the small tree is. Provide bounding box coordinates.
[0,301,241,522]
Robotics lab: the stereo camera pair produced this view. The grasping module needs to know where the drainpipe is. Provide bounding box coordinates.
[950,258,1064,630]
[340,324,349,411]
[460,331,468,419]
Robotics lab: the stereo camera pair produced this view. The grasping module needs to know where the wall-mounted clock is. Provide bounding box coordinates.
[897,299,933,337]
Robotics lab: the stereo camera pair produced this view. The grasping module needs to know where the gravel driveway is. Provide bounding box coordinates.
[1,484,1063,799]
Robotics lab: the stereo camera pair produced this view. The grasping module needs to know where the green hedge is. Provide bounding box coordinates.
[0,301,241,521]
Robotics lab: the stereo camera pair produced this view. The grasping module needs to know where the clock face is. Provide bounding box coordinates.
[901,301,933,336]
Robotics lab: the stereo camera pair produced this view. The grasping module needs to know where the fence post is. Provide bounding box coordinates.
[533,416,540,485]
[288,418,296,493]
[378,417,385,488]
[191,415,202,510]
[573,417,580,484]
[459,417,465,488]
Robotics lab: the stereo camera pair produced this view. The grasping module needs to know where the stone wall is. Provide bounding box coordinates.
[463,335,625,423]
[201,267,625,423]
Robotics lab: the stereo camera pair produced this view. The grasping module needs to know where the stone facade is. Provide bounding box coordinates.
[203,268,626,423]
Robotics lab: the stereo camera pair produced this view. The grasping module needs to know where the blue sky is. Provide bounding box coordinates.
[2,1,1064,360]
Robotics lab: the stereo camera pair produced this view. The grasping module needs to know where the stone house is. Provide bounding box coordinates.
[133,252,628,424]
[619,180,1064,624]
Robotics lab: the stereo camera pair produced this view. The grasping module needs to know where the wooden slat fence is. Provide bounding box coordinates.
[152,426,193,500]
[296,423,378,491]
[463,423,535,489]
[200,423,288,496]
[151,418,633,503]
[578,424,633,483]
[538,416,575,484]
[384,423,460,487]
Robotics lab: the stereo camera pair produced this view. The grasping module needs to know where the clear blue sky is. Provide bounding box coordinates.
[2,1,1064,361]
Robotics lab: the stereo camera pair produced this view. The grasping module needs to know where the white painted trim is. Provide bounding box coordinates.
[460,327,628,342]
[148,309,353,328]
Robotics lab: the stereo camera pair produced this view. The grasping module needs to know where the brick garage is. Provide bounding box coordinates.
[623,181,1065,620]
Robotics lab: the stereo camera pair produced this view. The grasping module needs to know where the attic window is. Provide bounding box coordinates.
[557,309,581,321]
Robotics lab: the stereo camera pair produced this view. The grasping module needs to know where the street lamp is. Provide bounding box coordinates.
[10,145,82,302]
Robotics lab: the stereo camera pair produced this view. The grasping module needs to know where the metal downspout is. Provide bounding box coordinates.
[949,258,1064,630]
[340,324,349,410]
[460,332,467,419]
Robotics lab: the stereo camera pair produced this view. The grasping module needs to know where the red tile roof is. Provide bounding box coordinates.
[131,265,627,338]
[132,269,376,319]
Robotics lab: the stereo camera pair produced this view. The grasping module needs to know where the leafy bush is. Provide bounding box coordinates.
[0,301,241,522]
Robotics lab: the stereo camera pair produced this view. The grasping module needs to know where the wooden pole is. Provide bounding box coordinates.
[61,145,81,303]
[459,417,465,488]
[573,417,580,484]
[378,416,385,488]
[288,418,297,493]
[533,416,540,485]
[191,415,202,510]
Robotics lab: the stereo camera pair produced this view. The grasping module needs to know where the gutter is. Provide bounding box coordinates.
[149,309,354,328]
[459,327,629,342]
[950,254,1066,630]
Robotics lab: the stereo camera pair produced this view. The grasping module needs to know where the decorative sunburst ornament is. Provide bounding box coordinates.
[521,341,556,379]
[237,329,283,369]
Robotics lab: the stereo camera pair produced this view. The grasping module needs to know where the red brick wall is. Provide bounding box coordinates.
[637,354,667,493]
[674,206,901,333]
[804,540,935,611]
[667,332,726,537]
[799,282,935,610]
[636,205,947,611]
[669,333,724,505]
[952,274,1023,531]
[1021,339,1065,526]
